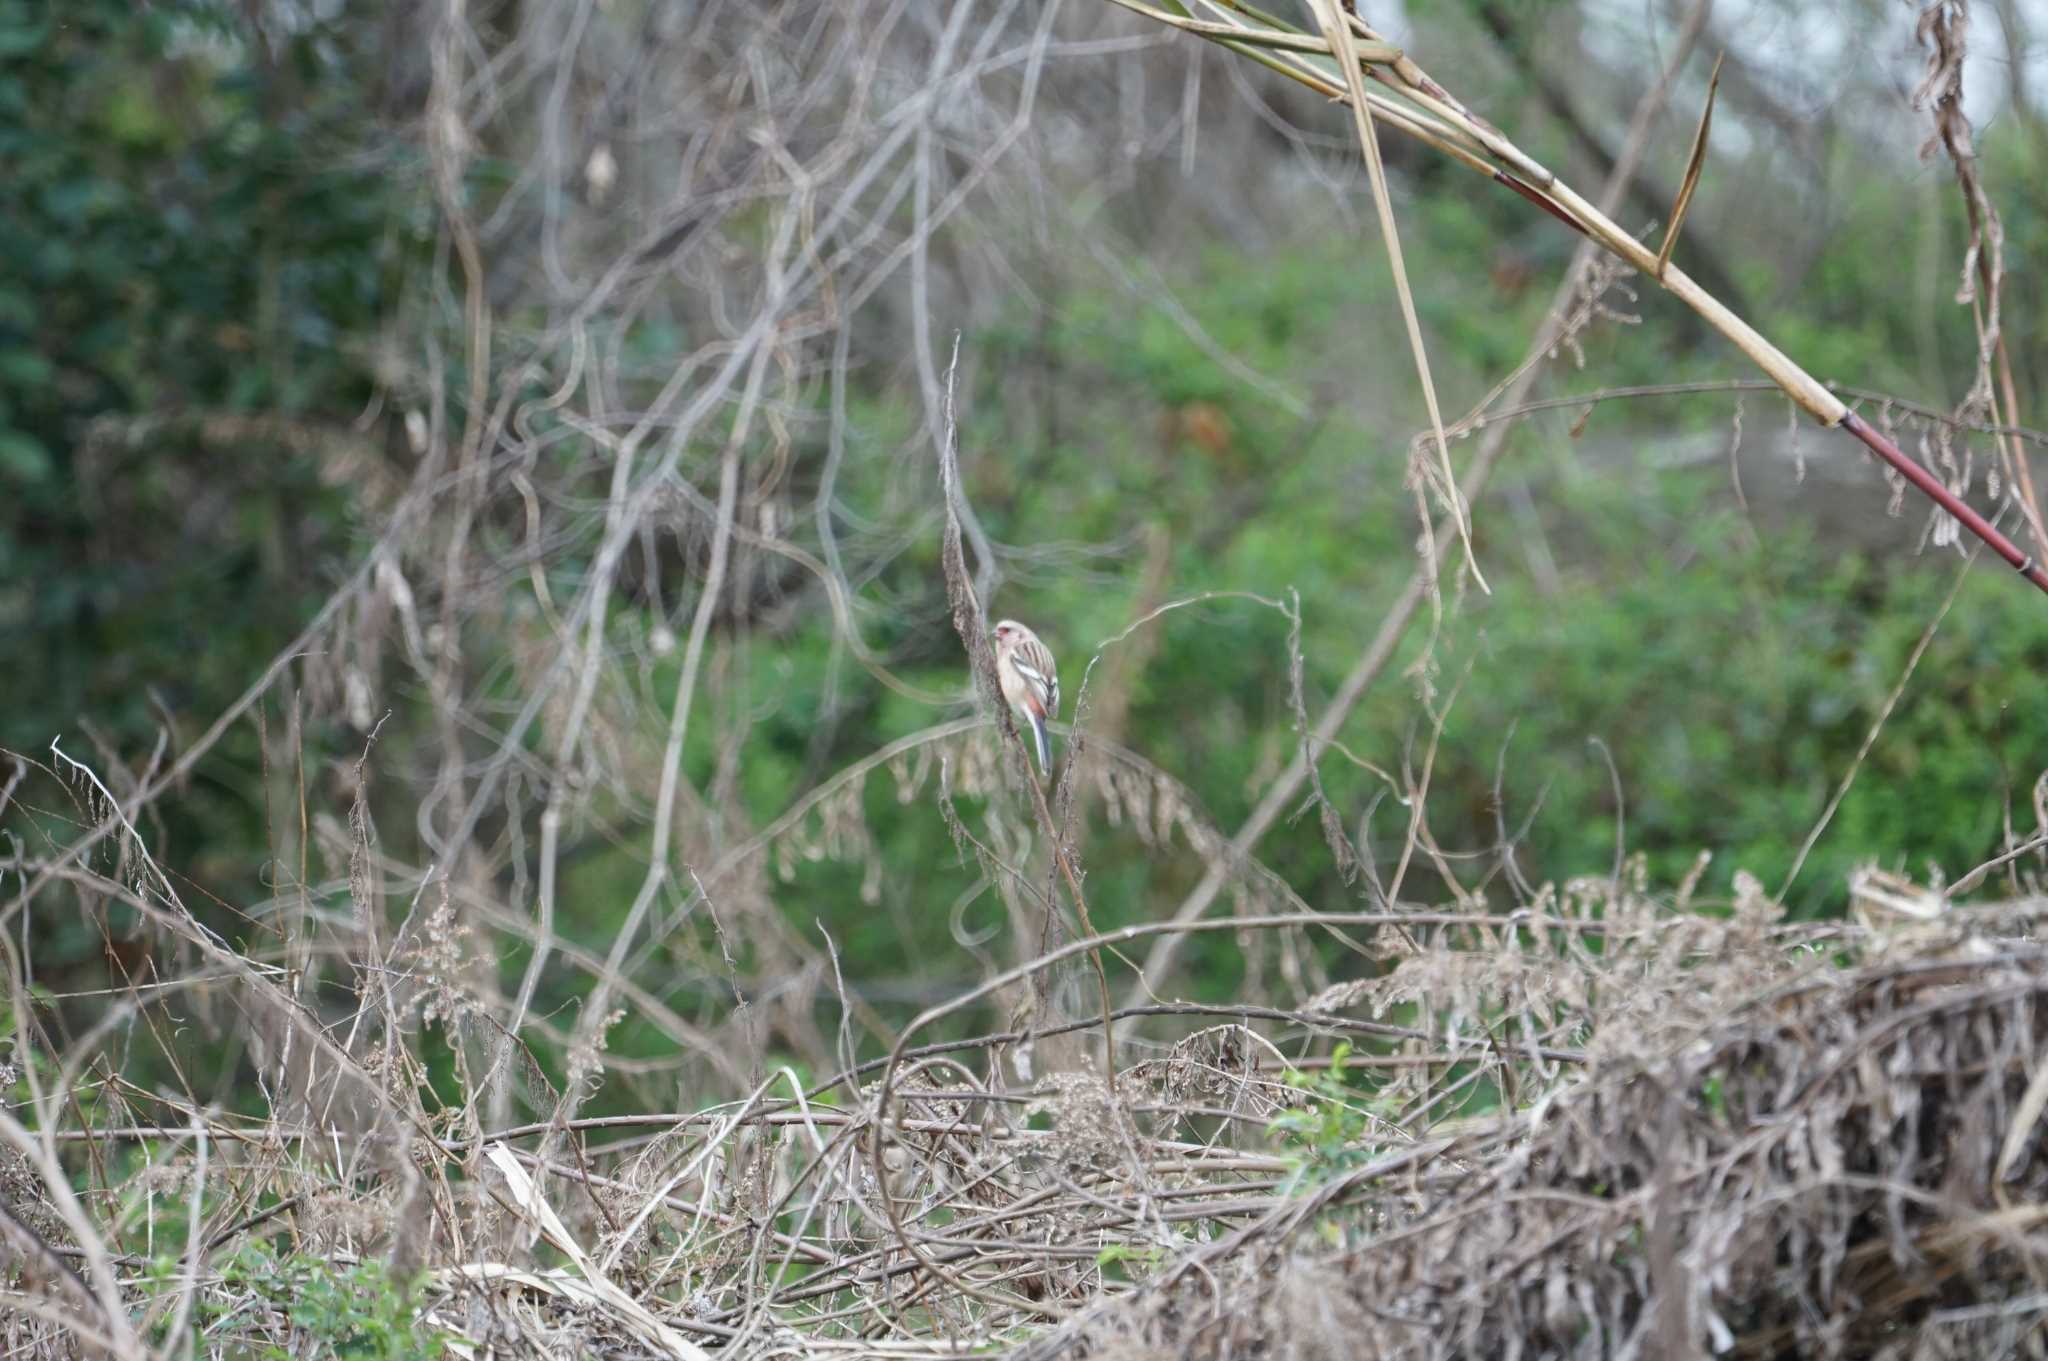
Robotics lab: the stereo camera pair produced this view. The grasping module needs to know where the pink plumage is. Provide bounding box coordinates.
[992,619,1059,774]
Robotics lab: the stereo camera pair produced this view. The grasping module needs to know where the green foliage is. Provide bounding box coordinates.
[154,1241,448,1361]
[904,225,2048,1002]
[0,0,411,749]
[1094,1239,1172,1286]
[1269,1043,1390,1182]
[1337,466,2048,913]
[535,197,2048,1041]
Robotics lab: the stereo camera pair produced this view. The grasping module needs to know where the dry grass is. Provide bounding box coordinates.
[5,759,2048,1361]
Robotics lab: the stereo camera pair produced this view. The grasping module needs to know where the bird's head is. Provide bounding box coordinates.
[992,620,1023,645]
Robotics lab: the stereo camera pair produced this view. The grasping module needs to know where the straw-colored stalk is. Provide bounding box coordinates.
[1103,0,2048,597]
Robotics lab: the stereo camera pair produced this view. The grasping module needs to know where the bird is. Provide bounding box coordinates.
[992,619,1059,774]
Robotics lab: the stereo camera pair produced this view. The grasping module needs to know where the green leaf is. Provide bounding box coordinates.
[0,348,52,387]
[0,19,49,58]
[0,429,50,482]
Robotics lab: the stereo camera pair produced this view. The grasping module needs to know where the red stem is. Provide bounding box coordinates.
[1839,409,2048,596]
[1494,170,1588,237]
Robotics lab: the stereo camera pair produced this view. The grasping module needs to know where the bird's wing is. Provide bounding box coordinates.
[1009,644,1057,715]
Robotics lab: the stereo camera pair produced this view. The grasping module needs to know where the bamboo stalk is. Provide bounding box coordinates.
[1105,0,1397,59]
[1171,0,1498,169]
[1107,0,2048,598]
[1842,410,2048,591]
[1311,0,1484,589]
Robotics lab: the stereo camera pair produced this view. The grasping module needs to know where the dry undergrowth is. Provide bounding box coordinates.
[1019,899,2048,1361]
[9,2,2047,1358]
[4,764,2046,1361]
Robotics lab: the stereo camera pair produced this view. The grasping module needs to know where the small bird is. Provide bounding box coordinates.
[992,619,1059,774]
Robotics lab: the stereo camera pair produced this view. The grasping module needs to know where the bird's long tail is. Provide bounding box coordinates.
[1025,711,1050,774]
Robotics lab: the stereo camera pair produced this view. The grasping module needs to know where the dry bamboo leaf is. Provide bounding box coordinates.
[484,1144,712,1361]
[1656,51,1724,281]
[1105,0,1399,61]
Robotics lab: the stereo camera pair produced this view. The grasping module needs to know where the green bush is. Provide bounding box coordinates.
[151,1241,447,1360]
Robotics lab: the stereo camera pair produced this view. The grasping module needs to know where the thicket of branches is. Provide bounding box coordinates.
[5,0,2048,1356]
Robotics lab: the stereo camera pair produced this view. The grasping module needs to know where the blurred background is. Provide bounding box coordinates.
[4,0,2048,1109]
